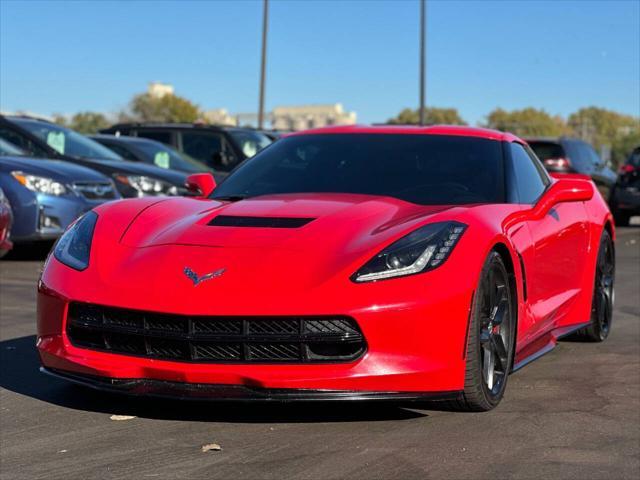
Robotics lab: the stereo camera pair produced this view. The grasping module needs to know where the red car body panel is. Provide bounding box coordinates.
[0,199,12,256]
[36,126,614,397]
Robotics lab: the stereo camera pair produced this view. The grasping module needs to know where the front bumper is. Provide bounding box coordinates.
[38,280,474,398]
[11,193,110,242]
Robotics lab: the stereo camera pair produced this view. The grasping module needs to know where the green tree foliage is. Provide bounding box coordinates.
[52,114,69,127]
[387,107,467,125]
[128,93,201,123]
[69,112,110,134]
[51,112,110,134]
[484,108,568,137]
[568,107,640,167]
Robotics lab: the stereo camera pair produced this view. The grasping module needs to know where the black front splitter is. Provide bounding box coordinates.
[41,367,460,402]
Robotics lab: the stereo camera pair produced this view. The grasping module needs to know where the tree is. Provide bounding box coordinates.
[484,108,568,137]
[568,107,640,167]
[387,107,467,125]
[52,114,69,127]
[128,92,201,123]
[68,112,110,134]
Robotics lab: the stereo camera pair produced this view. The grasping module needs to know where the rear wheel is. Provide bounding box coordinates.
[450,251,516,412]
[577,230,614,342]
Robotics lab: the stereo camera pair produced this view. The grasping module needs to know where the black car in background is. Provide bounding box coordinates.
[609,145,640,226]
[90,134,213,174]
[0,116,189,198]
[526,137,617,201]
[100,123,272,174]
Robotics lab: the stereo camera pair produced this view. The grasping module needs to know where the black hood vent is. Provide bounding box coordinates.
[208,215,315,228]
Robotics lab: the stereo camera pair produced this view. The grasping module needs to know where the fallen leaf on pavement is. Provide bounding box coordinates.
[110,415,136,421]
[201,443,222,452]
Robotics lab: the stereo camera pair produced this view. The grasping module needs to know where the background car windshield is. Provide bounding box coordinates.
[228,130,272,157]
[13,119,123,161]
[212,134,505,205]
[131,140,212,173]
[0,138,27,156]
[528,141,565,161]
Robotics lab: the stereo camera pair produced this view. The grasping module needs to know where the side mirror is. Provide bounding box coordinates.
[185,173,216,198]
[533,178,594,218]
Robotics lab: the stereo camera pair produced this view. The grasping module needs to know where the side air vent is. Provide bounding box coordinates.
[208,215,315,228]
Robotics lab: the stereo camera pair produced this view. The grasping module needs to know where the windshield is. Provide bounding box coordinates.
[0,138,27,156]
[13,119,123,161]
[528,141,565,161]
[212,134,505,205]
[228,130,272,158]
[130,139,212,173]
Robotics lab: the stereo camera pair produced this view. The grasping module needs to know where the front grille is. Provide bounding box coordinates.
[72,182,117,200]
[66,303,366,363]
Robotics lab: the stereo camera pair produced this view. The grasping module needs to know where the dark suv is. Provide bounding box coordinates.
[526,137,617,201]
[100,123,272,175]
[610,145,640,226]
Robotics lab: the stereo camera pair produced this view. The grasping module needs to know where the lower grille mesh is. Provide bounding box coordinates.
[66,303,365,363]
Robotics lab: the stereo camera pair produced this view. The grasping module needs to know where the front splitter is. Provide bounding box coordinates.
[41,367,460,402]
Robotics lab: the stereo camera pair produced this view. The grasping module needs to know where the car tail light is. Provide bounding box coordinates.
[619,164,635,174]
[543,157,571,170]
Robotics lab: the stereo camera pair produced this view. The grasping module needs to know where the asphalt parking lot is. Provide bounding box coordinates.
[0,227,638,480]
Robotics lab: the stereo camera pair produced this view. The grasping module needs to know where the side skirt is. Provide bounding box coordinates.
[511,321,591,373]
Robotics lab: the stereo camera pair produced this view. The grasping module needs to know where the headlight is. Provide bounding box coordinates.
[113,174,177,197]
[12,171,67,196]
[352,221,467,282]
[53,211,98,271]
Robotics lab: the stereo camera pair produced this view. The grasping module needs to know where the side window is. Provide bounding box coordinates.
[104,143,138,161]
[136,130,173,146]
[510,143,547,204]
[0,127,50,157]
[181,132,236,170]
[583,143,602,167]
[563,141,591,173]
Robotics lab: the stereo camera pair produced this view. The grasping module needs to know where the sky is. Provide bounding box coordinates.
[0,0,639,126]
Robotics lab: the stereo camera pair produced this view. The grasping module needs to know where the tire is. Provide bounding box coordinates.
[448,251,516,412]
[576,230,615,342]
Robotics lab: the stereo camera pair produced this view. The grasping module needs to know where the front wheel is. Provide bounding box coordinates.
[450,251,516,412]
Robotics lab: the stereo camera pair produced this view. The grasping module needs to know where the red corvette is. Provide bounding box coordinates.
[37,126,615,411]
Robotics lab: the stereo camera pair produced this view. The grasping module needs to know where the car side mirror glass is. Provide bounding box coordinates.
[533,178,594,218]
[185,173,216,198]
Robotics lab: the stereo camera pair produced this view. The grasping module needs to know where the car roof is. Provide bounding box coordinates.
[104,122,251,132]
[286,125,523,143]
[90,134,162,145]
[524,136,586,145]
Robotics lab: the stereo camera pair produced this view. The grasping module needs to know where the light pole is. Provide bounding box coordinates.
[258,0,269,129]
[419,0,426,126]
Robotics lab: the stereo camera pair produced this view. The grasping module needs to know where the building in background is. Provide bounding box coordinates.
[271,104,357,131]
[148,82,174,98]
[202,108,238,126]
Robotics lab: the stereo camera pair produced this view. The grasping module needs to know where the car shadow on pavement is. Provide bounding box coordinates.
[0,335,429,423]
[3,241,54,261]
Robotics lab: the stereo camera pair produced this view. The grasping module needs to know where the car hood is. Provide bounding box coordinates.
[89,194,465,302]
[119,193,462,252]
[0,156,111,183]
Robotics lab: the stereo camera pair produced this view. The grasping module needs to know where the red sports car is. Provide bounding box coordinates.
[37,126,615,411]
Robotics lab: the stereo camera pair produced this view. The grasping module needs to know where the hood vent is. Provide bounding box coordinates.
[208,215,315,228]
